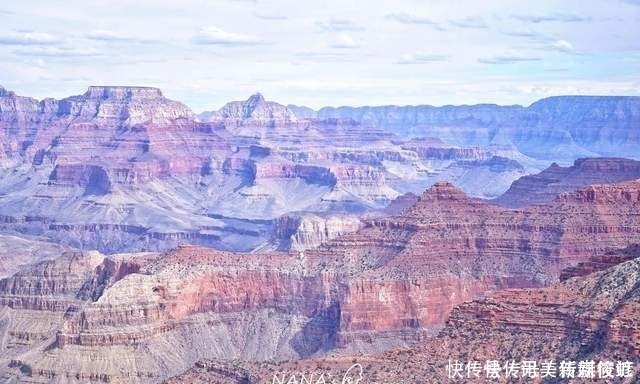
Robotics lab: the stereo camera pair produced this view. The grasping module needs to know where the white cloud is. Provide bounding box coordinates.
[478,54,542,64]
[510,13,591,23]
[254,13,288,20]
[0,31,60,45]
[86,30,131,42]
[193,26,264,45]
[13,46,102,58]
[552,39,574,52]
[397,53,448,64]
[316,18,364,32]
[449,17,487,29]
[329,34,359,49]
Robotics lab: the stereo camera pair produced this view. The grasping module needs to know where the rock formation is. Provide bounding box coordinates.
[273,213,364,251]
[200,93,297,122]
[2,177,640,382]
[2,86,640,383]
[0,86,549,253]
[494,157,640,207]
[167,244,640,383]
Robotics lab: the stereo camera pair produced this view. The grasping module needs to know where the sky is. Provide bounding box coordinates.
[0,0,639,111]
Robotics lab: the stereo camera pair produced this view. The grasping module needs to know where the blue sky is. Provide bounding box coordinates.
[1,0,639,111]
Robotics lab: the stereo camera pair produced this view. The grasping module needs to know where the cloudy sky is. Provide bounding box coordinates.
[1,0,639,111]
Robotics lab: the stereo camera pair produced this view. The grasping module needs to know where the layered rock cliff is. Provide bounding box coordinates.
[494,157,640,207]
[167,245,640,383]
[273,213,364,251]
[0,86,544,253]
[3,177,640,382]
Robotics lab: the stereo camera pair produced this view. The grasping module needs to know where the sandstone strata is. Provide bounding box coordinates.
[0,87,540,253]
[494,157,640,207]
[168,246,640,383]
[2,178,640,382]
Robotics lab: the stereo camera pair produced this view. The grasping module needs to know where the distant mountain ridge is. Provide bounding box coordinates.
[288,95,640,160]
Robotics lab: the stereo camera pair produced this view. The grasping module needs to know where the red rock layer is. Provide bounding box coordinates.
[3,179,640,383]
[494,157,640,207]
[167,249,640,384]
[301,179,640,343]
[50,179,640,353]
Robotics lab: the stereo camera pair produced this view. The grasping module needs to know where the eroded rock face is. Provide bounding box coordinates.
[401,137,489,161]
[301,179,640,345]
[273,213,364,251]
[3,178,640,382]
[0,87,542,254]
[494,157,640,207]
[167,246,640,384]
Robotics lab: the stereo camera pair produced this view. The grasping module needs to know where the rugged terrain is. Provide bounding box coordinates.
[2,177,640,382]
[2,86,640,383]
[0,86,554,254]
[166,245,640,384]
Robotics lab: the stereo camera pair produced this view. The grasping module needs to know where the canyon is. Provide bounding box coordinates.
[167,245,640,383]
[1,85,640,383]
[1,86,639,254]
[2,177,640,382]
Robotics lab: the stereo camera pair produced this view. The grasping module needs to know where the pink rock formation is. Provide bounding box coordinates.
[202,93,297,122]
[167,246,640,384]
[3,177,640,382]
[494,157,640,207]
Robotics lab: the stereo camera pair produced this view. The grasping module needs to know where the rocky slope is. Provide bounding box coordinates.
[494,157,640,207]
[0,234,69,279]
[167,245,640,383]
[2,177,640,382]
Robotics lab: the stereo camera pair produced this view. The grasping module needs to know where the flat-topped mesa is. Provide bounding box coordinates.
[83,86,165,100]
[573,156,640,170]
[202,93,297,122]
[58,85,195,125]
[494,157,640,207]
